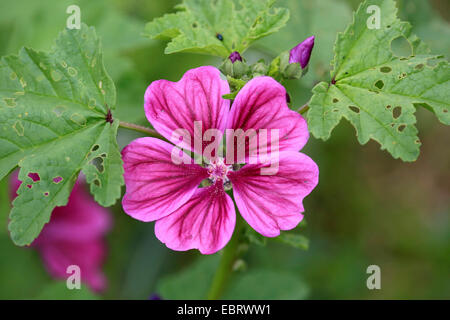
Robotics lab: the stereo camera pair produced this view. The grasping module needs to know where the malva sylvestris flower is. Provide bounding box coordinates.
[289,36,315,68]
[122,66,319,254]
[10,173,111,292]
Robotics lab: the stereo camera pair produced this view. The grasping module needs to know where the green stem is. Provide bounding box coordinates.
[207,218,243,300]
[118,121,164,139]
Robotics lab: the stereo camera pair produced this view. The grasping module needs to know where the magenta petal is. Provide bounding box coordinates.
[144,66,230,154]
[122,137,208,222]
[226,76,309,162]
[229,152,319,237]
[155,183,236,254]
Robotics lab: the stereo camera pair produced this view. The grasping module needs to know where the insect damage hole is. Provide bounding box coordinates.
[397,72,407,80]
[397,124,406,132]
[53,176,63,184]
[374,80,384,89]
[390,36,412,58]
[348,106,360,114]
[392,106,402,119]
[380,66,392,73]
[28,172,40,182]
[91,156,104,173]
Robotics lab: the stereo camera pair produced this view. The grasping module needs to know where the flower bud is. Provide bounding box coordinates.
[289,36,315,69]
[220,53,248,78]
[232,60,248,78]
[251,60,268,76]
[220,59,233,76]
[283,62,302,79]
[229,51,243,63]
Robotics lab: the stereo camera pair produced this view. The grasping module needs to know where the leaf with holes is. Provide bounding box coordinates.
[307,0,450,161]
[144,0,289,57]
[0,24,123,246]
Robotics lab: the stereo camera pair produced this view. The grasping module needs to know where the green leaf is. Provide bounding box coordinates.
[223,270,309,299]
[273,232,309,250]
[0,24,124,246]
[144,0,290,57]
[307,0,450,162]
[0,0,150,125]
[158,255,220,299]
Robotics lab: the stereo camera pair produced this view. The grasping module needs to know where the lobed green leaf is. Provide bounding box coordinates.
[144,0,290,57]
[0,24,123,245]
[307,0,450,161]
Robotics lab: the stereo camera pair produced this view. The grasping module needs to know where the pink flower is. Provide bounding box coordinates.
[289,36,315,68]
[122,66,319,254]
[10,172,111,292]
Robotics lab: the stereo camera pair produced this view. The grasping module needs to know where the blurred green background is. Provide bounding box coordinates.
[0,0,449,299]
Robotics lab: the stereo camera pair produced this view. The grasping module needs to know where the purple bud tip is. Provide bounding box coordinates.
[289,36,315,68]
[229,51,243,63]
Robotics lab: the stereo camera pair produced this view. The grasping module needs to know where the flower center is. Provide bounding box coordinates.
[206,157,232,186]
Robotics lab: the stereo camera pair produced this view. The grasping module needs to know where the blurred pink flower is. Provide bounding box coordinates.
[10,172,111,292]
[122,66,319,254]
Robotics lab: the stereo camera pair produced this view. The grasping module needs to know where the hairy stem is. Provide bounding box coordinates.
[118,121,164,139]
[207,217,243,300]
